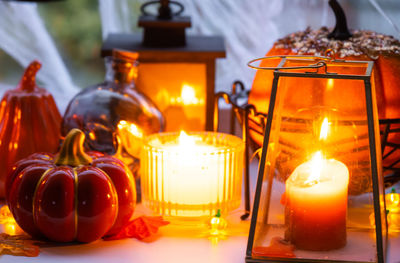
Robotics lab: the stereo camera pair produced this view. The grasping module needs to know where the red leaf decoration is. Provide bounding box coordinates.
[104,216,169,241]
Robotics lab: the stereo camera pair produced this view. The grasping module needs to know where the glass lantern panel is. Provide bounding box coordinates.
[251,59,384,262]
[137,63,207,132]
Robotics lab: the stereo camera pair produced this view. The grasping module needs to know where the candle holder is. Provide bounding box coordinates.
[245,56,387,262]
[141,131,244,219]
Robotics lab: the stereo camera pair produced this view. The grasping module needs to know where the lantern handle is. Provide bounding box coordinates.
[140,0,184,19]
[247,55,331,71]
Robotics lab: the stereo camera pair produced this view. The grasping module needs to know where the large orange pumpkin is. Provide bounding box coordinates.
[0,61,61,198]
[249,28,400,195]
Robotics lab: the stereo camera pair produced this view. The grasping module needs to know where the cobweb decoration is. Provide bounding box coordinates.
[0,2,78,112]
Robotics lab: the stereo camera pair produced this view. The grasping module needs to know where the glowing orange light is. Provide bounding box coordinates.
[0,205,23,235]
[327,79,334,91]
[116,120,144,159]
[88,131,96,141]
[178,130,196,147]
[208,210,227,237]
[319,117,329,140]
[181,84,199,105]
[118,120,143,139]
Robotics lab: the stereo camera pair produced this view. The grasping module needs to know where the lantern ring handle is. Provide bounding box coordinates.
[247,55,331,71]
[141,1,185,17]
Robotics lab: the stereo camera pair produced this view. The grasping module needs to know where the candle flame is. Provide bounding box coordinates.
[305,151,323,185]
[179,130,196,147]
[319,117,329,140]
[181,84,199,105]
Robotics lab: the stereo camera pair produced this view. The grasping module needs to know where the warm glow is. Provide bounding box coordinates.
[389,192,400,206]
[178,130,196,147]
[141,132,244,217]
[386,189,400,213]
[319,117,329,140]
[181,84,198,105]
[116,120,145,159]
[286,152,350,250]
[0,205,22,235]
[327,79,334,91]
[118,120,143,139]
[305,151,323,185]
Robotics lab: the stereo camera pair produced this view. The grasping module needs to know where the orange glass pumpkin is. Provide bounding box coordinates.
[6,129,136,243]
[0,61,61,198]
[249,28,400,195]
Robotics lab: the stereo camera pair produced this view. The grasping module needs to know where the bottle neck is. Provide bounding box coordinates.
[105,56,138,85]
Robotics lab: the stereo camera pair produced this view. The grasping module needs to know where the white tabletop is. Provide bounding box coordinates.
[1,161,399,263]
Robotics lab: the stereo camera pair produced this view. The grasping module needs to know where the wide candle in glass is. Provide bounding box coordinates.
[285,151,349,251]
[141,131,244,218]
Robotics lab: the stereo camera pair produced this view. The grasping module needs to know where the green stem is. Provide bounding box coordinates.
[55,129,92,167]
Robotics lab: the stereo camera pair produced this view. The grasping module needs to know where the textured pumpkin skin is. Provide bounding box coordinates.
[249,42,400,195]
[0,61,61,198]
[250,47,400,123]
[6,151,136,243]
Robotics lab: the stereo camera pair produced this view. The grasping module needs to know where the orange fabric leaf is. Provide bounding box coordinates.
[0,233,40,257]
[104,216,169,241]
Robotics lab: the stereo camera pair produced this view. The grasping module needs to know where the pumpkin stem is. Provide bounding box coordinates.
[17,60,41,92]
[327,0,352,40]
[55,129,93,167]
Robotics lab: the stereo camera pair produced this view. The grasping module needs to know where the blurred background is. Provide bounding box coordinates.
[0,0,399,111]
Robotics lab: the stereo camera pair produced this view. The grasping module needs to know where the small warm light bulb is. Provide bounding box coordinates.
[208,210,227,237]
[386,188,400,213]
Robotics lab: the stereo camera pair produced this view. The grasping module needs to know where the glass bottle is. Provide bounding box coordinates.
[62,50,165,173]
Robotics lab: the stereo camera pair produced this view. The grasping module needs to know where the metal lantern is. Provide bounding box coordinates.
[246,56,387,263]
[101,0,225,132]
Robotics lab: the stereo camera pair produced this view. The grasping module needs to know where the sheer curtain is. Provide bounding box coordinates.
[0,2,78,111]
[0,0,398,109]
[99,0,400,91]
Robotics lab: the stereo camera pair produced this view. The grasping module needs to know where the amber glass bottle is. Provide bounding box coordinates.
[62,50,164,172]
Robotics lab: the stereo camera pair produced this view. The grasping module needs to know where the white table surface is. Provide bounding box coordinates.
[1,161,400,263]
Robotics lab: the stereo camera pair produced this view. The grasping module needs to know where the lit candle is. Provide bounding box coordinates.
[285,151,349,250]
[141,131,243,217]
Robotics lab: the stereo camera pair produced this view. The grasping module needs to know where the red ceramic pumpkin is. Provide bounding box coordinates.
[0,61,61,198]
[6,129,136,243]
